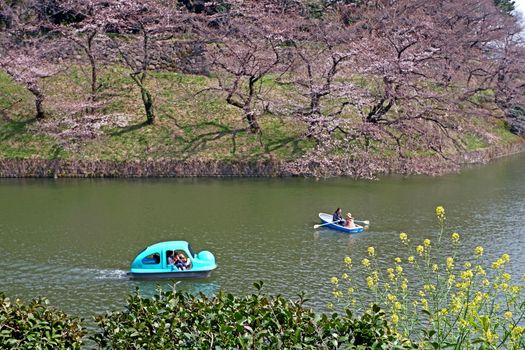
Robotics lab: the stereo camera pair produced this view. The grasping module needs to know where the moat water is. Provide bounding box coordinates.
[0,153,524,325]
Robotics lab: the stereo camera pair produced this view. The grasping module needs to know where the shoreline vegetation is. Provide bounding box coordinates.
[0,140,523,178]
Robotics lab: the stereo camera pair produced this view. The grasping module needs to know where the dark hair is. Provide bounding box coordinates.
[335,208,341,212]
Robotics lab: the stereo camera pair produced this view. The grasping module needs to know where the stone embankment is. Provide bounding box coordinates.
[1,140,524,179]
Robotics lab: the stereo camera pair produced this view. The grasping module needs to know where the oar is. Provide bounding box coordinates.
[354,220,370,225]
[313,221,336,229]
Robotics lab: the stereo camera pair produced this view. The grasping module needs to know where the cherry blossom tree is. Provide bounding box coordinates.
[103,0,194,125]
[0,1,66,119]
[54,0,108,106]
[206,1,293,133]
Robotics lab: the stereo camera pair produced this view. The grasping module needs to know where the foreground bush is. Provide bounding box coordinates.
[92,282,413,349]
[0,292,85,349]
[331,207,525,350]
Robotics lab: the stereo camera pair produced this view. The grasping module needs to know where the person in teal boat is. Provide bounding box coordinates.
[333,208,345,225]
[167,251,176,266]
[174,253,189,270]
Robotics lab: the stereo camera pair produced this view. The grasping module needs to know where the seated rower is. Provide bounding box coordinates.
[344,212,355,228]
[332,208,345,225]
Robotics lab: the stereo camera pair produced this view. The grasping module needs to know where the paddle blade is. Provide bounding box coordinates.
[313,224,321,229]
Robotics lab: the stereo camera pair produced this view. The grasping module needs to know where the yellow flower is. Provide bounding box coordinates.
[394,301,401,310]
[485,329,496,344]
[361,258,370,267]
[505,311,513,319]
[439,308,448,316]
[436,206,445,218]
[424,239,431,247]
[342,273,349,280]
[367,246,375,256]
[432,264,439,272]
[344,256,352,265]
[446,257,454,269]
[502,254,510,263]
[395,265,403,273]
[492,259,504,269]
[502,273,511,281]
[394,257,402,263]
[416,245,424,256]
[451,298,462,313]
[511,326,525,340]
[401,280,408,290]
[464,262,471,269]
[408,256,415,264]
[391,314,399,324]
[460,270,473,280]
[447,274,455,286]
[330,277,339,285]
[399,232,408,241]
[475,265,486,276]
[474,246,484,256]
[451,232,460,242]
[366,276,375,288]
[332,290,343,298]
[387,294,397,302]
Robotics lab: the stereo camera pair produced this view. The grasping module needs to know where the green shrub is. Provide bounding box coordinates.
[92,282,413,349]
[0,292,85,350]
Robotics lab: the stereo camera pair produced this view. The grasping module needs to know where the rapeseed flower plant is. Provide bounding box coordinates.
[329,207,525,350]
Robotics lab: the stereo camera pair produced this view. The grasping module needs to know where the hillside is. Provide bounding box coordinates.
[0,0,524,177]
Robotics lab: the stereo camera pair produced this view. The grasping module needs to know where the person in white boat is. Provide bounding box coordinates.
[332,208,345,225]
[344,213,356,228]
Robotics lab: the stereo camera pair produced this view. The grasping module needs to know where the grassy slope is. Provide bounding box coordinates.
[0,67,519,162]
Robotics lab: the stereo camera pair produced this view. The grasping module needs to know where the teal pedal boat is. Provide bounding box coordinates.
[129,241,217,279]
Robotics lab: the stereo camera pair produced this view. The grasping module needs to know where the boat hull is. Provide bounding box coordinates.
[128,270,214,280]
[318,213,364,233]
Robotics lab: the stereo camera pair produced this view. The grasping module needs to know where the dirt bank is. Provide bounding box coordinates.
[0,140,523,178]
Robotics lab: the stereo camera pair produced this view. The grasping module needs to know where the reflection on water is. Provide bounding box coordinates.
[0,153,524,326]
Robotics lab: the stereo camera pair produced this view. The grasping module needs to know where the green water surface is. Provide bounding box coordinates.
[0,154,524,321]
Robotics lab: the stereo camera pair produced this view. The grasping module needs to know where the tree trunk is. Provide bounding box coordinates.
[86,32,98,104]
[130,72,155,124]
[28,83,45,119]
[245,111,260,133]
[88,54,97,103]
[141,87,155,124]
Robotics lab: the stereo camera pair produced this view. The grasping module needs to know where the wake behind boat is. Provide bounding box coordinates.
[318,213,364,233]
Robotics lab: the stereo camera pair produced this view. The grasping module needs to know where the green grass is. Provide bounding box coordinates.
[492,119,520,144]
[0,66,521,163]
[461,133,490,151]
